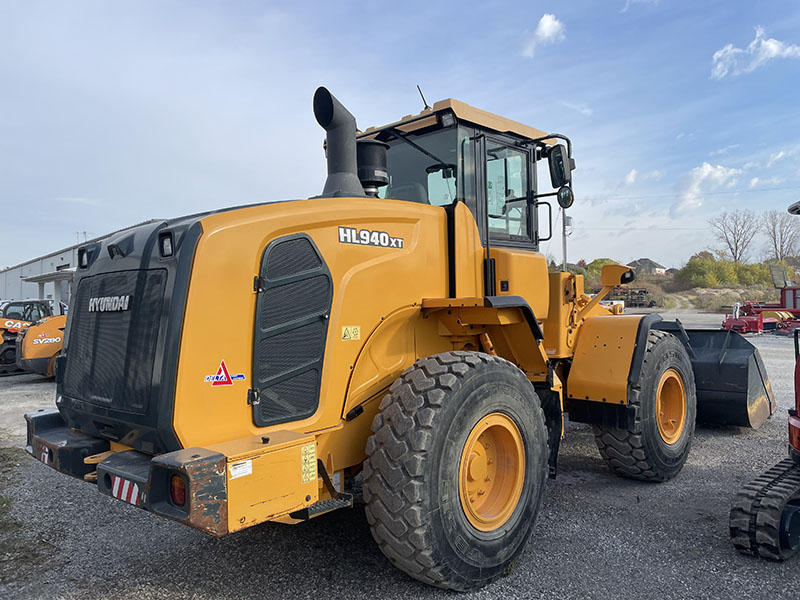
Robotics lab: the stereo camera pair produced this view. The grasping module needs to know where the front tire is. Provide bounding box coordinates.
[363,351,548,591]
[593,330,697,482]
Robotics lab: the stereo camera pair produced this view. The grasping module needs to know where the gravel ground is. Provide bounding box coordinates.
[0,311,796,599]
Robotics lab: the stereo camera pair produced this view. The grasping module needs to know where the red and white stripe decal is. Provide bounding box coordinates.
[110,475,140,506]
[41,448,49,465]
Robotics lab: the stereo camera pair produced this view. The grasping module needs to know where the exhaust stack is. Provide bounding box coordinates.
[313,87,365,198]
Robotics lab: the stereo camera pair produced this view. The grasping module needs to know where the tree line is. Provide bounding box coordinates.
[709,208,800,263]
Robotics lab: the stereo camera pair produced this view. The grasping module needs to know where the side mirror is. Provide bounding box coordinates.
[601,264,635,287]
[548,144,575,188]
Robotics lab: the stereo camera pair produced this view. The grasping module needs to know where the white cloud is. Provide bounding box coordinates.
[709,144,740,156]
[711,26,800,79]
[522,14,565,58]
[560,101,593,117]
[673,162,742,214]
[749,176,784,188]
[622,168,662,186]
[767,150,786,167]
[621,0,659,13]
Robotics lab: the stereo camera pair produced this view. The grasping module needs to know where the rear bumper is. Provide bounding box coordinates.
[25,408,229,536]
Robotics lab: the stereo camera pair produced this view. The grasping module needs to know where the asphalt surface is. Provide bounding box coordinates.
[0,311,796,599]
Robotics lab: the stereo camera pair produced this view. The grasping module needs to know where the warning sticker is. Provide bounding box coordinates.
[341,326,361,341]
[229,459,253,480]
[301,443,317,484]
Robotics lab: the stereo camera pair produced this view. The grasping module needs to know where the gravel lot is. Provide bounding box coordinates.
[1,312,796,599]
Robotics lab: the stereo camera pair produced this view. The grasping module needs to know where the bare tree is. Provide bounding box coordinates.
[762,209,800,261]
[708,209,759,263]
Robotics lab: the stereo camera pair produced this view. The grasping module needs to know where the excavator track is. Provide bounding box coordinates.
[730,458,800,561]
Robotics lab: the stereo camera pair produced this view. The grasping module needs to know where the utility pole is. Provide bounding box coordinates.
[562,211,573,272]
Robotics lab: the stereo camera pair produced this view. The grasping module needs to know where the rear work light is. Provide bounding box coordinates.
[159,232,174,257]
[170,475,186,507]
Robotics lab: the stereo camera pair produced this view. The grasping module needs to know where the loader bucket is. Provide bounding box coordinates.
[684,329,776,428]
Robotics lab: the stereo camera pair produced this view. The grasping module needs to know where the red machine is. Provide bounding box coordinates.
[729,315,800,559]
[722,309,771,334]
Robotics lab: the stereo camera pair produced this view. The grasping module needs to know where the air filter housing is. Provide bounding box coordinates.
[356,139,389,197]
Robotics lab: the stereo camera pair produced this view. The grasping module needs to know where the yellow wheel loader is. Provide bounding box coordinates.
[25,88,775,591]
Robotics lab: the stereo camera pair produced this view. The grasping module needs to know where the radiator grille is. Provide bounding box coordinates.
[253,235,331,427]
[62,270,166,414]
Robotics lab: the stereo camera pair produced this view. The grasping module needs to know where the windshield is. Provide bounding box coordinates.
[377,126,473,207]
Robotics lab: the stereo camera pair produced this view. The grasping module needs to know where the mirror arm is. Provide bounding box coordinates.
[527,133,573,159]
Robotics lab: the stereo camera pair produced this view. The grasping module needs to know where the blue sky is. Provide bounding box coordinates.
[1,0,799,268]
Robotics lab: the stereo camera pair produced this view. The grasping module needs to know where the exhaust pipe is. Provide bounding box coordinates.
[313,87,365,198]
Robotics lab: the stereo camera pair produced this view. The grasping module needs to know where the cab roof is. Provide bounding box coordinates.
[360,98,551,143]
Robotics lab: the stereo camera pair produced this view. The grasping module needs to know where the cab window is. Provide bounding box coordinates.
[486,141,530,241]
[3,303,24,320]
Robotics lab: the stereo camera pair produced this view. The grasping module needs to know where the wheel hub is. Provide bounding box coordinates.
[459,413,525,532]
[656,368,686,445]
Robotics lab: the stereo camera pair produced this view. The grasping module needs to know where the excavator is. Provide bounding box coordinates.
[26,87,775,590]
[730,200,800,561]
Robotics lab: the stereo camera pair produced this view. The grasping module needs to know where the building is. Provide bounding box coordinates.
[627,258,667,276]
[0,221,158,305]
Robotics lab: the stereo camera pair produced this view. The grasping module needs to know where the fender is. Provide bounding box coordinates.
[565,314,655,428]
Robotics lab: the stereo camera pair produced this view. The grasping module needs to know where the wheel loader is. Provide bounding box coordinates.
[16,313,67,377]
[1,299,53,375]
[25,87,776,591]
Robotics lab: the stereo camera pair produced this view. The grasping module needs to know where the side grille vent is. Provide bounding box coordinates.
[252,235,332,427]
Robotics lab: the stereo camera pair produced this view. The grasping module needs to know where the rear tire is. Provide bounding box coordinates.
[46,352,60,378]
[363,351,548,591]
[593,330,696,482]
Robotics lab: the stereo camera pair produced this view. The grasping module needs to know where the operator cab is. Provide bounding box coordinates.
[358,99,575,250]
[1,299,53,323]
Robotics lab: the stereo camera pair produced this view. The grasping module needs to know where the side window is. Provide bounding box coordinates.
[486,141,530,240]
[427,168,456,207]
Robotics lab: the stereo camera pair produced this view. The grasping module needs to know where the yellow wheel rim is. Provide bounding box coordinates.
[656,368,686,445]
[458,413,525,532]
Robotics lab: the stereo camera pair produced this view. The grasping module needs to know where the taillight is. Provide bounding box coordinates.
[170,475,186,506]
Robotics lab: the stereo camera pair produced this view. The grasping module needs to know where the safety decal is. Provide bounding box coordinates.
[229,459,253,480]
[338,226,404,249]
[204,360,246,386]
[341,326,361,341]
[110,475,140,506]
[301,443,317,484]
